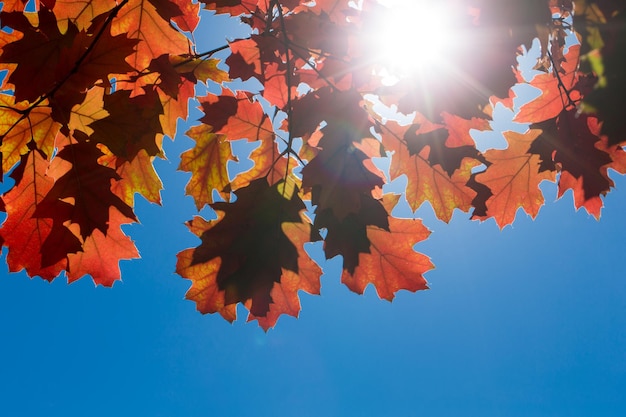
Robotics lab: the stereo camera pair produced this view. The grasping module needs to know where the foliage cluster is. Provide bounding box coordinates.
[0,0,624,328]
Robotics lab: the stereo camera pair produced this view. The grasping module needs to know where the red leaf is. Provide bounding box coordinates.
[554,111,614,217]
[89,88,164,159]
[67,208,139,286]
[0,150,71,280]
[111,0,190,70]
[35,140,136,240]
[0,6,77,102]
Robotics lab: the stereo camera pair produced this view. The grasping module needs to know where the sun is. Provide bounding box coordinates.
[371,0,458,84]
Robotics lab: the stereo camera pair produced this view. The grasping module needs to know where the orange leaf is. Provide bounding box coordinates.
[380,119,478,222]
[176,246,238,323]
[474,129,556,228]
[0,95,59,173]
[200,89,275,142]
[67,208,139,286]
[179,123,235,209]
[109,149,164,206]
[177,180,307,324]
[229,135,298,192]
[52,0,116,30]
[341,198,432,300]
[515,45,581,124]
[111,0,190,70]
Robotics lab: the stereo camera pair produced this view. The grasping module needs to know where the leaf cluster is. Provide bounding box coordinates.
[0,0,624,329]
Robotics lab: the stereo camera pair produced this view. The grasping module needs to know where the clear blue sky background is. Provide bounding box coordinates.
[2,7,626,417]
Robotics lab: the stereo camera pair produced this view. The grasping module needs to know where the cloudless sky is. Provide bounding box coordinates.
[1,5,626,417]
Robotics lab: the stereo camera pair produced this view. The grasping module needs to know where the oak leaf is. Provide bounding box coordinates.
[379,118,478,222]
[0,95,59,172]
[0,150,72,280]
[66,207,140,286]
[515,46,582,124]
[89,88,164,159]
[179,123,235,209]
[34,140,136,241]
[341,195,433,300]
[248,218,322,330]
[473,129,557,228]
[179,179,307,318]
[111,0,191,70]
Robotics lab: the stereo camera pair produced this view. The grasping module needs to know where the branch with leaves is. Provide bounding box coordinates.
[0,0,625,329]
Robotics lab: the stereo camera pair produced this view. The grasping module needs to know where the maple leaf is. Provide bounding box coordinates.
[473,129,557,228]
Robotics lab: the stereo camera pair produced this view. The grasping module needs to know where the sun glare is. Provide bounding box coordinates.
[373,0,456,84]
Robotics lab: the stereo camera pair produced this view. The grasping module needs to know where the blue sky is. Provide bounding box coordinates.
[2,142,626,417]
[2,6,626,417]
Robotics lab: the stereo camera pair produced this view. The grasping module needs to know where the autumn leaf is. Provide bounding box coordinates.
[34,140,136,241]
[179,179,306,318]
[88,88,164,159]
[199,89,275,143]
[0,95,59,172]
[553,111,614,216]
[68,87,109,136]
[1,0,625,330]
[108,149,164,206]
[67,207,140,286]
[248,217,322,330]
[229,134,299,193]
[473,129,557,228]
[0,150,71,280]
[199,0,261,16]
[110,0,191,70]
[179,123,235,209]
[341,195,433,300]
[515,45,582,124]
[52,0,117,31]
[379,118,478,222]
[0,6,76,102]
